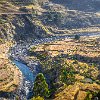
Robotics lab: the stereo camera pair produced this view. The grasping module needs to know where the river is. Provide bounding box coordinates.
[13,60,38,99]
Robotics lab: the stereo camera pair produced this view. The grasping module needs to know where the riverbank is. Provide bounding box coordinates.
[12,60,38,99]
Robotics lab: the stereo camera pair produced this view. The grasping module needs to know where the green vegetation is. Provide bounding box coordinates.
[85,91,100,100]
[60,64,76,85]
[33,51,77,95]
[32,7,38,18]
[0,18,6,24]
[29,37,100,99]
[31,96,44,100]
[36,52,48,61]
[74,34,80,40]
[33,73,49,98]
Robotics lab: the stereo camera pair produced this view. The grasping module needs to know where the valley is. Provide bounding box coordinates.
[0,0,100,100]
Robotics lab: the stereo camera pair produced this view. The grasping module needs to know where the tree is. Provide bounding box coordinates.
[33,73,49,98]
[74,35,80,40]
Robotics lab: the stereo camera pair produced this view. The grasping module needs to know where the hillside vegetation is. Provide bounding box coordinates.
[0,0,100,99]
[29,36,100,100]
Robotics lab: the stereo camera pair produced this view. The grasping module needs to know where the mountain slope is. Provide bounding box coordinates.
[0,0,100,99]
[52,0,100,12]
[0,1,22,97]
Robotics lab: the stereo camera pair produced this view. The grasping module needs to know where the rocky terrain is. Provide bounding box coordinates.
[0,42,22,99]
[52,0,100,12]
[0,0,100,100]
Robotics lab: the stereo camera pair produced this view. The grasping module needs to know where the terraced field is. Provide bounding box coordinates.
[33,36,100,59]
[30,36,100,79]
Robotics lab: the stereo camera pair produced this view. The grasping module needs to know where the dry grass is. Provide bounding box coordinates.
[55,82,100,100]
[0,42,22,92]
[30,36,100,79]
[32,37,100,58]
[50,26,100,35]
[30,37,100,100]
[0,1,19,13]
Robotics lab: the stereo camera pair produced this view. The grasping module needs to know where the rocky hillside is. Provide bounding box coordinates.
[52,0,100,12]
[0,42,22,99]
[0,42,22,91]
[1,0,100,42]
[0,0,100,99]
[29,36,100,100]
[0,1,22,98]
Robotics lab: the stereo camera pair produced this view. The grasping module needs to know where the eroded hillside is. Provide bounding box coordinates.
[0,1,22,98]
[0,42,22,92]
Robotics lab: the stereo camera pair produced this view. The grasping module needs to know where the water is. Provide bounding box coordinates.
[13,60,37,99]
[13,60,36,82]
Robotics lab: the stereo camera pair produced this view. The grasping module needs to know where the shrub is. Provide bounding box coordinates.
[85,91,100,100]
[74,35,80,40]
[31,96,44,100]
